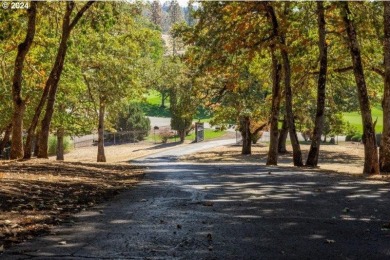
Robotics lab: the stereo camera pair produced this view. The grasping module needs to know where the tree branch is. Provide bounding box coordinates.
[69,1,95,31]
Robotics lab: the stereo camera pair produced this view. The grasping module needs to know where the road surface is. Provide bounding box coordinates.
[2,140,390,259]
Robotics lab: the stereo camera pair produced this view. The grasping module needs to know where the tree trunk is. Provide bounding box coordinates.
[0,123,12,156]
[278,118,288,154]
[281,51,303,166]
[267,49,282,165]
[97,98,106,162]
[10,2,37,159]
[34,131,40,156]
[37,1,94,158]
[267,2,303,166]
[56,128,65,160]
[179,130,185,143]
[306,1,328,167]
[241,116,251,155]
[340,2,379,174]
[161,91,166,108]
[380,2,390,172]
[24,84,51,159]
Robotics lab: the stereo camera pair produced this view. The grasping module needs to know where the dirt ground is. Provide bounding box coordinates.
[0,160,144,251]
[62,141,191,163]
[0,136,229,252]
[0,141,187,252]
[182,141,390,180]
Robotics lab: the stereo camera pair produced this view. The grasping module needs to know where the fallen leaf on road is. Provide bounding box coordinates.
[202,201,214,207]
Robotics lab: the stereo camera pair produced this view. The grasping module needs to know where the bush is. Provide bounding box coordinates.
[48,135,73,156]
[116,103,150,141]
[158,129,174,143]
[351,135,362,142]
[345,134,354,141]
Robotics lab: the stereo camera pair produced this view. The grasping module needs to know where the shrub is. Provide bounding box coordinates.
[48,135,73,156]
[158,129,174,143]
[345,134,354,141]
[351,135,362,142]
[116,103,150,141]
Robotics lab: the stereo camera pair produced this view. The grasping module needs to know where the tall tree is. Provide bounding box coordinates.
[340,2,379,174]
[37,1,94,158]
[266,50,282,165]
[266,3,303,166]
[380,2,390,172]
[306,1,328,167]
[10,2,38,159]
[150,0,162,27]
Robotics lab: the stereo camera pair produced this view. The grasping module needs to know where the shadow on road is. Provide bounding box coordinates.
[4,162,390,259]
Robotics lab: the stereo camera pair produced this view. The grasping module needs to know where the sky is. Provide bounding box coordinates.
[158,0,190,7]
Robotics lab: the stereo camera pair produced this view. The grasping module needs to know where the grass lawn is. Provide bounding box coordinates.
[343,106,383,133]
[142,90,214,121]
[184,129,226,141]
[149,129,226,143]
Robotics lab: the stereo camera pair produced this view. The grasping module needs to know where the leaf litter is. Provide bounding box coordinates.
[0,159,143,251]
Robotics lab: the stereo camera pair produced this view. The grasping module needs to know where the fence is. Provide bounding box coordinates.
[73,130,150,148]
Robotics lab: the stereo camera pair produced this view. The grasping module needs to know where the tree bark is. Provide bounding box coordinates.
[306,1,328,167]
[267,49,282,165]
[161,91,167,108]
[240,116,251,155]
[267,3,303,166]
[56,128,65,160]
[34,130,40,156]
[10,2,37,159]
[24,84,50,159]
[97,97,106,162]
[0,123,12,156]
[380,2,390,172]
[179,130,185,143]
[37,1,94,158]
[278,117,288,154]
[281,48,303,166]
[340,2,379,174]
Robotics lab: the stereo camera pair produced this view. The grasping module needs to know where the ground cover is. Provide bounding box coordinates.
[0,160,143,251]
[182,141,390,180]
[0,141,192,251]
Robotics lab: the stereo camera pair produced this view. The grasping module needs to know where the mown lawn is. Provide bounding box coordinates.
[141,90,213,121]
[184,129,226,141]
[343,106,383,133]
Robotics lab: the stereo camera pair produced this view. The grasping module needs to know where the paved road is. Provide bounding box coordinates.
[3,140,390,259]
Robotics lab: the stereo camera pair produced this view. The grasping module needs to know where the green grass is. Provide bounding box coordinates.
[148,129,226,143]
[184,129,226,141]
[142,90,214,121]
[343,106,383,134]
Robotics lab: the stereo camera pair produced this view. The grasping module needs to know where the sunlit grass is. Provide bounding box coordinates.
[343,106,383,133]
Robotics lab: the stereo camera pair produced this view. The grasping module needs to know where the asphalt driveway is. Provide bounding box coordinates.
[3,140,390,259]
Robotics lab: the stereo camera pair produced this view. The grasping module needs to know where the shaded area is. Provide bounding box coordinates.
[182,143,367,175]
[140,102,171,118]
[0,161,144,250]
[3,161,390,259]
